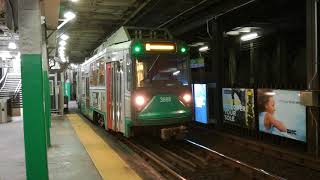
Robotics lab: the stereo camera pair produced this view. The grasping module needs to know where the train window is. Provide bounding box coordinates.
[89,63,97,86]
[136,60,144,87]
[134,54,189,87]
[98,61,105,86]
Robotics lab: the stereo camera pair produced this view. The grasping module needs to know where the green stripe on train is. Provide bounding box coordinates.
[138,94,191,121]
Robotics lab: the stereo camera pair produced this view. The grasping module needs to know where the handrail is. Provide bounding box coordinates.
[0,68,9,91]
[14,80,21,99]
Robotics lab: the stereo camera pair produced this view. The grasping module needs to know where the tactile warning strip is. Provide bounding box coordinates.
[67,114,141,180]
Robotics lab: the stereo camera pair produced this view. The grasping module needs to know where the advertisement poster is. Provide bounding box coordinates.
[190,57,205,68]
[222,88,255,129]
[193,84,207,124]
[257,89,306,142]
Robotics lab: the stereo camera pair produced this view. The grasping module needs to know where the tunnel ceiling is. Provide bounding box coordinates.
[62,0,232,63]
[64,0,294,63]
[63,0,146,62]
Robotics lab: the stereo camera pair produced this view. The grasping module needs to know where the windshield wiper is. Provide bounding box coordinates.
[147,55,160,74]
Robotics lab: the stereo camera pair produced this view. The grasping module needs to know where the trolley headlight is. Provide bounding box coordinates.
[135,95,145,106]
[182,93,191,103]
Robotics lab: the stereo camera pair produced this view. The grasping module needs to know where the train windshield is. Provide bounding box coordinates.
[135,54,189,88]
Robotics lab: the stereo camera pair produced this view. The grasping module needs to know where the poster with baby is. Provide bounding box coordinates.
[222,88,255,129]
[257,89,306,142]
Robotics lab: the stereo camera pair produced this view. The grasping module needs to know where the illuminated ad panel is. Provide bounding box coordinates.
[257,89,306,142]
[193,84,208,124]
[222,88,255,129]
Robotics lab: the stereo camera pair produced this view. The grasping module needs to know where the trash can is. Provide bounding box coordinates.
[0,98,8,123]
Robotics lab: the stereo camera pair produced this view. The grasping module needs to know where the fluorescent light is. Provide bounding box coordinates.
[199,46,209,52]
[240,32,258,41]
[64,11,76,20]
[70,63,78,69]
[8,42,17,50]
[60,34,69,41]
[59,40,67,47]
[70,0,79,2]
[226,31,240,36]
[58,46,66,51]
[173,70,180,76]
[238,27,251,33]
[145,43,175,51]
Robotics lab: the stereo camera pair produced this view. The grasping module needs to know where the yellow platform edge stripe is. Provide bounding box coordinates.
[67,114,141,180]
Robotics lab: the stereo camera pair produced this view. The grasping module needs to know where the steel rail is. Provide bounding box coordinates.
[120,137,186,180]
[185,139,286,180]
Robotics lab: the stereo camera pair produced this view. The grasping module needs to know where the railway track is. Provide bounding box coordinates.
[118,136,285,180]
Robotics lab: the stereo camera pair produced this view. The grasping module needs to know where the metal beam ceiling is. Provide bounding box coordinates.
[63,0,257,63]
[58,0,146,63]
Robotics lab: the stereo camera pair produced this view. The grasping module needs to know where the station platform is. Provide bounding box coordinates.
[0,113,144,180]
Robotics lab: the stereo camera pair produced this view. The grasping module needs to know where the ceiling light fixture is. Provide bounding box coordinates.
[59,40,67,47]
[59,46,66,51]
[60,34,69,41]
[8,42,17,50]
[173,70,180,76]
[64,11,76,20]
[240,32,259,41]
[199,46,209,52]
[58,11,76,29]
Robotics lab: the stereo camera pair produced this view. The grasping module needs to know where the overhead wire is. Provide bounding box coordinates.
[157,0,208,29]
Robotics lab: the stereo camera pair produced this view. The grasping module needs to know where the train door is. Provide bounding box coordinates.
[106,63,112,130]
[112,61,122,132]
[85,77,90,115]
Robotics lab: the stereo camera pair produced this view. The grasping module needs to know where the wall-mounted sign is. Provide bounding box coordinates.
[257,89,306,142]
[222,88,255,129]
[190,57,204,68]
[193,84,207,124]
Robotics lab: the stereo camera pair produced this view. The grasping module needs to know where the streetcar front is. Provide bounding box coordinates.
[130,41,192,139]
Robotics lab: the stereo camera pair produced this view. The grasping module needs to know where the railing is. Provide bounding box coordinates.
[0,68,9,91]
[14,80,21,99]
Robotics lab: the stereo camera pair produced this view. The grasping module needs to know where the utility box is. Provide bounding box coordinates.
[300,90,320,107]
[0,98,9,123]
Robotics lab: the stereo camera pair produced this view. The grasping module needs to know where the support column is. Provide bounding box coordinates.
[19,0,49,179]
[306,0,319,158]
[42,30,51,146]
[211,20,224,128]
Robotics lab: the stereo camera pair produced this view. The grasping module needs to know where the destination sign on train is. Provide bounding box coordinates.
[145,43,176,52]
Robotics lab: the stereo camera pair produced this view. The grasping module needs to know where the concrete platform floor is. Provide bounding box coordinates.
[48,115,102,180]
[0,117,25,180]
[0,115,102,180]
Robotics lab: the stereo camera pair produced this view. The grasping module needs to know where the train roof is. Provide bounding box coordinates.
[93,26,173,54]
[82,26,174,67]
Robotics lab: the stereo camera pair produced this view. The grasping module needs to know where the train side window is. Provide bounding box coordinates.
[126,53,132,91]
[98,61,105,86]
